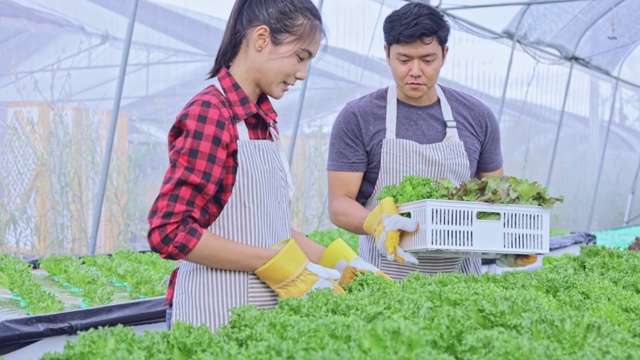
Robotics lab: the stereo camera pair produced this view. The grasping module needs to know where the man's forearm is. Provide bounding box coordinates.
[329,196,370,235]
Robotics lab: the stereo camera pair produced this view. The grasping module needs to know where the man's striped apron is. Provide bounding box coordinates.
[359,84,482,279]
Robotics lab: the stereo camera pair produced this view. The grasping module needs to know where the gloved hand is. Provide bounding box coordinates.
[363,197,419,265]
[319,237,392,286]
[496,254,538,268]
[255,238,345,298]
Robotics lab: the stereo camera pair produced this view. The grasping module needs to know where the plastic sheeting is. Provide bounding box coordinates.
[0,297,167,355]
[503,0,640,77]
[481,231,597,265]
[592,224,640,249]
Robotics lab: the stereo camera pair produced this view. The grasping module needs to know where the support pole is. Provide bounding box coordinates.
[587,48,633,230]
[497,5,530,123]
[586,79,619,230]
[442,0,597,11]
[356,0,385,98]
[287,0,325,164]
[545,1,623,188]
[545,61,574,188]
[89,0,139,255]
[623,156,640,226]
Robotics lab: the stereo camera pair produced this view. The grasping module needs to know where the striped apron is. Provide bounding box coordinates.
[359,84,482,279]
[171,79,293,331]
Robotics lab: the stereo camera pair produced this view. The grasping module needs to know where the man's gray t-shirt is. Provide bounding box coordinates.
[327,85,503,205]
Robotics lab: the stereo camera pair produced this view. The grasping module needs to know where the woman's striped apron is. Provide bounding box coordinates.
[359,84,482,279]
[171,79,293,331]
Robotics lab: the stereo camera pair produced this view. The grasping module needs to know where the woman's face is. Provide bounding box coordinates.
[254,32,322,100]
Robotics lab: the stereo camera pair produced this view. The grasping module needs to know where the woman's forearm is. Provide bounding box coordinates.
[183,228,327,271]
[183,230,278,272]
[291,229,326,263]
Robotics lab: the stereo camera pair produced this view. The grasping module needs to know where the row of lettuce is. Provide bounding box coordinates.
[0,250,175,314]
[40,245,640,359]
[0,175,564,317]
[1,223,573,317]
[0,229,355,316]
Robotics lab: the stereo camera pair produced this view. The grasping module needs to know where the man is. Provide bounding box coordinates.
[327,2,533,279]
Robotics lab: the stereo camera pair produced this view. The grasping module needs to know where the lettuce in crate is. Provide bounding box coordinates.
[376,175,454,204]
[377,175,563,208]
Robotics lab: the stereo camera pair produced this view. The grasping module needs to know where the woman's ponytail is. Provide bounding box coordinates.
[208,0,250,78]
[207,0,324,79]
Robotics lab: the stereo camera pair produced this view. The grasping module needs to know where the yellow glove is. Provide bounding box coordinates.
[255,238,345,298]
[319,238,392,286]
[496,254,538,268]
[363,197,419,265]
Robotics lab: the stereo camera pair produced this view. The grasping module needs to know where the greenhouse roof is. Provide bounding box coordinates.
[438,0,640,84]
[501,0,640,77]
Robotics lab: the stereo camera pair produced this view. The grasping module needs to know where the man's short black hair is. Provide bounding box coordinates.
[383,2,450,51]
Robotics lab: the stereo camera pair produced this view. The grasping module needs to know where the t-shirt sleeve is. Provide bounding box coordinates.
[476,106,504,174]
[327,105,369,172]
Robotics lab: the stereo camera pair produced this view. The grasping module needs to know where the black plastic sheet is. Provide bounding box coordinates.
[548,232,596,250]
[0,297,167,355]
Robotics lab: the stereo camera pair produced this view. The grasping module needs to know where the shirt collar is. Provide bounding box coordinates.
[216,68,278,125]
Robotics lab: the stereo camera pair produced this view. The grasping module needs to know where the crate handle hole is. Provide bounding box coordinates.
[476,212,501,221]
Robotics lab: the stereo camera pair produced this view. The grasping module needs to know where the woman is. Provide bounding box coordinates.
[147,0,387,332]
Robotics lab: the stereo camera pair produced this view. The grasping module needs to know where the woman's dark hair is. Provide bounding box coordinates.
[383,2,449,52]
[209,0,324,78]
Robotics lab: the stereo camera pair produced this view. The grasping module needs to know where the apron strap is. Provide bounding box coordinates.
[212,77,251,141]
[385,85,398,139]
[236,120,251,140]
[212,76,225,96]
[385,84,460,141]
[212,77,295,198]
[435,84,459,141]
[268,122,296,200]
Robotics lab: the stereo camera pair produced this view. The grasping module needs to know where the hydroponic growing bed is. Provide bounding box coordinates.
[0,230,599,358]
[34,245,640,359]
[0,250,175,355]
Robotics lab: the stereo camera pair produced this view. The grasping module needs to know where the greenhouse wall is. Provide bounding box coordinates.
[1,0,639,257]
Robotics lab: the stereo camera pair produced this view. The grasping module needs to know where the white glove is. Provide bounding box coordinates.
[363,198,419,265]
[320,237,393,286]
[303,262,344,297]
[375,215,419,265]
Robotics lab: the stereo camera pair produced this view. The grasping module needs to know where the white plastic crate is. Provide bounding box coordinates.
[397,199,550,258]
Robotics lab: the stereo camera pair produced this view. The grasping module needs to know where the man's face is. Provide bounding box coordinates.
[385,37,448,106]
